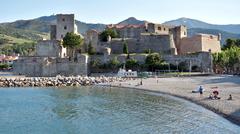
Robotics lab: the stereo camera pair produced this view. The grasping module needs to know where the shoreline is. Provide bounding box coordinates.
[110,76,240,126]
[0,74,239,126]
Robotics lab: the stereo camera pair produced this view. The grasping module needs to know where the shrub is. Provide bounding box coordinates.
[108,57,120,69]
[88,42,96,55]
[126,59,139,69]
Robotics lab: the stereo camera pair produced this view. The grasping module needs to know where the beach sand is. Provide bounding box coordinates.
[111,75,240,125]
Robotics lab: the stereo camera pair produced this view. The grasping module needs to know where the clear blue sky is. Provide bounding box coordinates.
[0,0,239,24]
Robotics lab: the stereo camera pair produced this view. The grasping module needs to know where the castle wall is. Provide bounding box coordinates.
[104,34,176,55]
[117,27,146,39]
[180,36,202,54]
[36,40,66,58]
[180,34,221,54]
[90,52,213,73]
[85,30,99,52]
[170,26,187,54]
[147,23,170,35]
[201,34,221,53]
[13,55,89,77]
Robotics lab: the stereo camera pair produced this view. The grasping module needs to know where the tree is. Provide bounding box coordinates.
[145,53,164,71]
[99,29,118,42]
[88,42,96,55]
[108,57,120,69]
[63,32,83,59]
[223,39,236,50]
[212,45,240,73]
[123,41,128,54]
[126,59,139,69]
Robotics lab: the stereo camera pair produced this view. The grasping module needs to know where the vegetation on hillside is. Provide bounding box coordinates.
[0,42,36,56]
[0,26,48,41]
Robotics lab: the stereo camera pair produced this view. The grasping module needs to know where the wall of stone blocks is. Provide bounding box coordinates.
[36,40,66,58]
[103,34,176,54]
[13,55,89,77]
[180,36,202,54]
[56,14,76,40]
[201,35,221,53]
[90,52,212,73]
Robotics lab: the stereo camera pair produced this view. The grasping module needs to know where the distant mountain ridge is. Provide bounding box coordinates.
[163,17,240,34]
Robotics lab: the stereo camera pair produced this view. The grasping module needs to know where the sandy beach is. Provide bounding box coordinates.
[111,75,240,125]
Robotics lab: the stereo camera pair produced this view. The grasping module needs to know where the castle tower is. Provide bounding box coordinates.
[51,14,78,41]
[171,25,187,54]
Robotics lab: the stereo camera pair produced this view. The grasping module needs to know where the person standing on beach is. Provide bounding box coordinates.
[199,86,203,96]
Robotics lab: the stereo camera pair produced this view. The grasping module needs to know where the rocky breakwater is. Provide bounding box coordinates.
[0,76,124,87]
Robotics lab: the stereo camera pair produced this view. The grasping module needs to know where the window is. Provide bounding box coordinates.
[62,18,65,22]
[61,35,64,38]
[184,31,186,35]
[158,27,161,31]
[64,26,67,30]
[164,28,166,31]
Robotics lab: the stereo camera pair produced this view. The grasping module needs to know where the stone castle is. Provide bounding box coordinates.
[85,22,221,55]
[13,14,88,77]
[13,14,221,76]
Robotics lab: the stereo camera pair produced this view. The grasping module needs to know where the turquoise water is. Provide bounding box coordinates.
[0,87,239,134]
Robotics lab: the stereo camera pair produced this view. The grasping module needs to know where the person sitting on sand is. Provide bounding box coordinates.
[228,94,233,100]
[213,90,221,100]
[209,94,214,100]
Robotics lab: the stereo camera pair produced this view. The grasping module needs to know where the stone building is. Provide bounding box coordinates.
[180,34,221,54]
[13,14,89,77]
[51,14,78,40]
[90,22,220,56]
[84,29,99,52]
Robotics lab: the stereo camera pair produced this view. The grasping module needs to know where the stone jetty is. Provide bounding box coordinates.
[0,76,124,87]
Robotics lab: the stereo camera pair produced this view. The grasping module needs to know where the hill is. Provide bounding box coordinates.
[0,15,106,34]
[0,25,48,41]
[118,17,147,25]
[164,17,240,34]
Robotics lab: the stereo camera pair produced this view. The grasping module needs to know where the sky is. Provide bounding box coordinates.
[0,0,239,24]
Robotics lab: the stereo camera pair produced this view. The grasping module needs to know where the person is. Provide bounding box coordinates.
[213,90,221,99]
[199,86,203,95]
[228,94,233,100]
[209,94,213,99]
